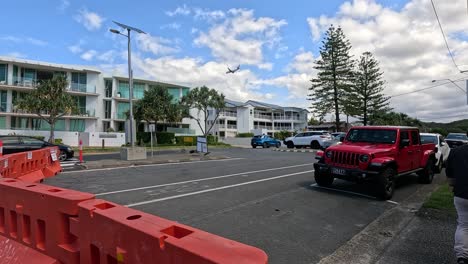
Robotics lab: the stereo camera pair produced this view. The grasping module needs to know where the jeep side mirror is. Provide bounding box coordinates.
[400,139,410,148]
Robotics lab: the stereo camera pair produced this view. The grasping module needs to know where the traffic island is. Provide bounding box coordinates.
[120,146,147,160]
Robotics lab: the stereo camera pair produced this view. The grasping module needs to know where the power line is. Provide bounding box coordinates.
[430,0,463,72]
[389,77,467,98]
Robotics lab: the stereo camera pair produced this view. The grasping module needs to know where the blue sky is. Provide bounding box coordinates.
[1,0,468,122]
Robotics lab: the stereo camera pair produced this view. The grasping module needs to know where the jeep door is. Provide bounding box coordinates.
[398,130,412,173]
[409,130,421,170]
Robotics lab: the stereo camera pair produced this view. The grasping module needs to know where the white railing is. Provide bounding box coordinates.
[254,114,272,119]
[273,116,302,120]
[220,112,237,117]
[227,125,237,129]
[254,126,272,130]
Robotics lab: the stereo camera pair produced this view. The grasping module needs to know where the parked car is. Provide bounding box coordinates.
[283,131,332,149]
[445,133,468,149]
[323,132,347,149]
[314,126,436,200]
[251,135,281,148]
[0,135,74,161]
[420,133,450,173]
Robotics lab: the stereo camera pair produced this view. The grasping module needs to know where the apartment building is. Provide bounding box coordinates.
[211,99,308,137]
[0,57,202,141]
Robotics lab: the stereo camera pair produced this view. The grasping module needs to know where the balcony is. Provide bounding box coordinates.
[254,125,273,130]
[273,115,303,121]
[254,114,272,120]
[275,126,292,131]
[220,111,237,117]
[227,125,237,130]
[0,103,96,118]
[69,82,97,94]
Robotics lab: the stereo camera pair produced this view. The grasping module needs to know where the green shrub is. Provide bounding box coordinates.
[274,131,293,140]
[137,132,175,145]
[54,138,63,145]
[207,135,218,144]
[237,132,254,138]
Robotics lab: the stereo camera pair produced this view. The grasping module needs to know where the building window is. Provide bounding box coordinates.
[0,116,5,129]
[0,90,6,112]
[134,82,145,99]
[0,64,7,83]
[71,72,87,92]
[73,96,87,115]
[105,79,113,97]
[168,88,180,102]
[117,102,129,119]
[31,119,65,131]
[118,81,129,98]
[70,119,85,132]
[182,88,189,97]
[104,101,112,119]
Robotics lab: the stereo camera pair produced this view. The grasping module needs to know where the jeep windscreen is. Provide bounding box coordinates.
[446,134,468,140]
[421,135,437,144]
[346,129,397,144]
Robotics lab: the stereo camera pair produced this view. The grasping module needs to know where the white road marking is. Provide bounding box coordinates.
[60,163,77,167]
[310,183,399,204]
[61,158,245,174]
[96,163,314,196]
[126,169,315,207]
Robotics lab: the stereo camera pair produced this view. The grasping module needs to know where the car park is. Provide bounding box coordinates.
[283,131,332,149]
[314,126,436,200]
[0,135,74,161]
[420,133,450,173]
[251,135,281,148]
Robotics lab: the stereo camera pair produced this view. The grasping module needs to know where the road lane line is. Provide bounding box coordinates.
[61,158,245,174]
[126,170,315,207]
[96,163,315,196]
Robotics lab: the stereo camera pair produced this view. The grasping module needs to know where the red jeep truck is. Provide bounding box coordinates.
[314,126,436,200]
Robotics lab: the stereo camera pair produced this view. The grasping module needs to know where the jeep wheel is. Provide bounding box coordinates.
[252,145,257,149]
[311,141,321,149]
[418,158,435,184]
[377,168,396,200]
[286,142,294,149]
[314,170,334,187]
[263,142,269,148]
[275,142,281,148]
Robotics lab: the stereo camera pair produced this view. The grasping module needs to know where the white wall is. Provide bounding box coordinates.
[79,132,125,147]
[237,107,251,133]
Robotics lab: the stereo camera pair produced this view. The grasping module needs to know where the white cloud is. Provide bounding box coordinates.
[193,8,225,21]
[57,0,70,12]
[97,50,116,63]
[194,8,287,68]
[160,23,181,30]
[68,45,82,54]
[1,36,47,46]
[2,52,27,58]
[80,50,97,61]
[136,34,180,56]
[74,8,105,31]
[303,0,468,121]
[133,55,272,102]
[166,4,191,17]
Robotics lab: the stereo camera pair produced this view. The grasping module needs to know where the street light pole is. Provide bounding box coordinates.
[110,21,146,147]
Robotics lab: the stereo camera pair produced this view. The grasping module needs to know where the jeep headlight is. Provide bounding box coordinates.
[359,154,369,163]
[326,151,333,158]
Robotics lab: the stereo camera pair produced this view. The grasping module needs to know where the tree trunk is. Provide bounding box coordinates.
[334,85,340,132]
[49,121,55,143]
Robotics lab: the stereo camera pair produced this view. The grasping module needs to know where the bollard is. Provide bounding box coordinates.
[79,139,83,163]
[0,140,3,157]
[102,139,105,149]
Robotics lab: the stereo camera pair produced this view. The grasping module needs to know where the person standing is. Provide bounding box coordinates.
[446,135,468,264]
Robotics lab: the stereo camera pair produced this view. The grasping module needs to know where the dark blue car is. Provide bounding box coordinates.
[251,135,281,148]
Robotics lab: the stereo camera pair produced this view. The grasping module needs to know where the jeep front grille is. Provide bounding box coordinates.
[331,151,360,167]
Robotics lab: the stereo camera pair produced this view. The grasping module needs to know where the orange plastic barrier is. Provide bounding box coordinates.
[0,179,268,264]
[0,147,62,183]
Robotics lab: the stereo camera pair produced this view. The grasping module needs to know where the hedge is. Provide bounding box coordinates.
[237,132,254,138]
[54,138,63,145]
[274,131,293,140]
[137,132,175,145]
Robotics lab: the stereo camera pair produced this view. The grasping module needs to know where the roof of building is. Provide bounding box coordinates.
[225,99,245,107]
[244,100,308,112]
[106,75,190,89]
[0,56,101,73]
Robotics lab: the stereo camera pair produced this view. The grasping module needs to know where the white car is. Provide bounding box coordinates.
[420,133,450,173]
[283,131,332,149]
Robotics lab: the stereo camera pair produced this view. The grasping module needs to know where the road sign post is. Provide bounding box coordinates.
[149,124,155,157]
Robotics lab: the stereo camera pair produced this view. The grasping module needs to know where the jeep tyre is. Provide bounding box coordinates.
[377,167,396,200]
[263,142,269,148]
[286,142,294,149]
[314,170,334,187]
[418,158,435,184]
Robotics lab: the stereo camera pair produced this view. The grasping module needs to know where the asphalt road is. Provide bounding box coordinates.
[45,148,436,264]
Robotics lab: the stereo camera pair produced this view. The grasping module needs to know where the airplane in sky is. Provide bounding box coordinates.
[226,65,240,74]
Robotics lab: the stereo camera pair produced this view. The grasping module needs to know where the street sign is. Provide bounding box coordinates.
[149,124,155,132]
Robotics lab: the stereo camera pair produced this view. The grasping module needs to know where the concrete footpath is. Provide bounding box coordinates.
[319,175,456,264]
[79,153,231,170]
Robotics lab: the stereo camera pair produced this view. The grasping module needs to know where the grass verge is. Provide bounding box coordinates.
[423,183,455,213]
